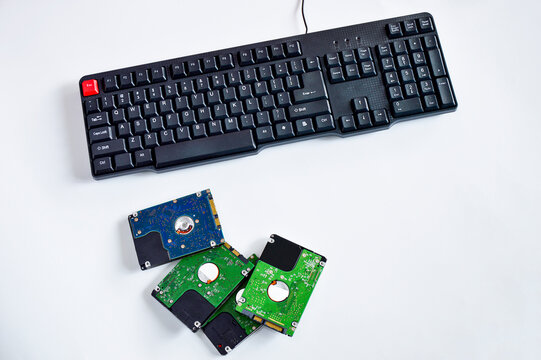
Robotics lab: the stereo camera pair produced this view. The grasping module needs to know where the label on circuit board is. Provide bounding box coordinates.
[128,189,224,270]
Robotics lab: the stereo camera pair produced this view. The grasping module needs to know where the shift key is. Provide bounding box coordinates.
[288,100,331,120]
[90,139,126,159]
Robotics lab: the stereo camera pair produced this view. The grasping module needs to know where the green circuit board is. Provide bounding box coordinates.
[236,244,325,336]
[154,243,254,308]
[203,254,261,334]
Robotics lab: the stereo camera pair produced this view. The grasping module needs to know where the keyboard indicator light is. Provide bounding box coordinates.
[82,79,99,96]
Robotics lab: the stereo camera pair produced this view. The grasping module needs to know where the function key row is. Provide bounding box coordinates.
[92,54,236,94]
[238,41,302,66]
[387,16,434,38]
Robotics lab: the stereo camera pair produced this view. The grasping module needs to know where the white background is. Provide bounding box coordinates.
[1,0,540,359]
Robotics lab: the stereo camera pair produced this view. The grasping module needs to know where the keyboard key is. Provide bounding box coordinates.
[356,112,372,128]
[114,153,134,171]
[103,76,118,92]
[428,49,446,77]
[149,117,164,132]
[424,95,439,111]
[87,112,109,128]
[357,47,372,61]
[290,59,304,75]
[89,126,114,144]
[325,53,340,67]
[119,73,134,88]
[360,61,377,77]
[165,113,180,128]
[128,136,143,152]
[295,118,315,135]
[403,19,418,35]
[424,35,438,49]
[377,44,392,58]
[255,47,270,63]
[91,139,126,159]
[171,63,186,79]
[351,97,369,113]
[117,122,131,137]
[339,115,356,132]
[196,76,210,92]
[388,86,404,100]
[404,83,419,98]
[239,50,254,65]
[208,120,223,135]
[240,114,255,129]
[93,157,113,175]
[176,126,191,141]
[341,50,356,64]
[285,41,302,56]
[192,123,207,138]
[288,100,331,121]
[82,79,99,96]
[372,109,389,125]
[84,98,99,114]
[155,130,256,167]
[143,103,158,118]
[387,22,403,38]
[256,111,271,126]
[135,70,150,85]
[435,77,456,108]
[271,108,287,123]
[218,54,234,69]
[393,40,408,55]
[408,38,423,52]
[385,72,399,86]
[255,126,274,143]
[420,80,435,95]
[224,117,239,132]
[392,98,423,117]
[134,149,153,166]
[293,71,327,103]
[275,122,294,139]
[329,67,344,83]
[187,60,202,75]
[133,119,148,135]
[275,92,291,107]
[144,133,159,148]
[305,57,321,71]
[151,67,166,82]
[315,114,335,131]
[127,105,142,120]
[345,64,360,80]
[203,57,218,72]
[419,17,434,32]
[270,44,285,59]
[400,69,415,83]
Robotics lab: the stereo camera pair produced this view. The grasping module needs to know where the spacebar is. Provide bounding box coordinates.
[155,130,256,168]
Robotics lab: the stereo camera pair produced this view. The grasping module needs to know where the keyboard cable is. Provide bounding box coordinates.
[301,0,308,34]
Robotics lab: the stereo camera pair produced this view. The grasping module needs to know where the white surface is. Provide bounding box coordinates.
[1,0,540,359]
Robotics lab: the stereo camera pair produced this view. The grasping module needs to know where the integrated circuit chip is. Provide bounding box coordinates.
[202,254,262,355]
[235,234,326,336]
[152,243,254,332]
[128,189,224,270]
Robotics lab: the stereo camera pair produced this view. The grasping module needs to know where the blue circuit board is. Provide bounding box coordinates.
[128,189,224,270]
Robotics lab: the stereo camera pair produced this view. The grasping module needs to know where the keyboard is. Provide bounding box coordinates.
[79,12,457,179]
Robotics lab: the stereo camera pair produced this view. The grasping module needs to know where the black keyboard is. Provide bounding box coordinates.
[79,12,457,179]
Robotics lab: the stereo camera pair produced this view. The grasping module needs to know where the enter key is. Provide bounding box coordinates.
[293,71,329,103]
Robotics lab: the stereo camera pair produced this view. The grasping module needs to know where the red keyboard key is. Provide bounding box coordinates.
[82,79,99,96]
